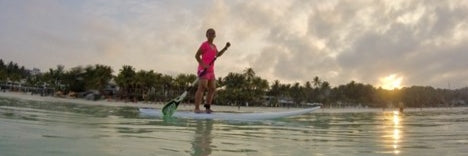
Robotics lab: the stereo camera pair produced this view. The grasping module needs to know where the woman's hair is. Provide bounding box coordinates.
[206,28,215,34]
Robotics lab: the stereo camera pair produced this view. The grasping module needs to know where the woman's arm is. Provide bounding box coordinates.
[195,47,209,68]
[217,42,231,57]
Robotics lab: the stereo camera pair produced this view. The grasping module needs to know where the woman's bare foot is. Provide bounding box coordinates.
[194,109,203,113]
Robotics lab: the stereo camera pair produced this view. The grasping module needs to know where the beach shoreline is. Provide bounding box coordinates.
[1,91,463,113]
[0,91,304,113]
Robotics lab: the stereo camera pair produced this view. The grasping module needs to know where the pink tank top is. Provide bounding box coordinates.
[198,41,217,72]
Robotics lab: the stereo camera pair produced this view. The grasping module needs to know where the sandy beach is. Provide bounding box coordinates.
[0,91,304,113]
[1,91,457,113]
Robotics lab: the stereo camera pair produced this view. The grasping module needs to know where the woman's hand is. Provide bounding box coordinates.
[200,63,209,69]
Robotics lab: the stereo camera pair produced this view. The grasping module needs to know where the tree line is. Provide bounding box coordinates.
[1,59,467,108]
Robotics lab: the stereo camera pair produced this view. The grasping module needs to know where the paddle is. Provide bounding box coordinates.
[161,57,217,117]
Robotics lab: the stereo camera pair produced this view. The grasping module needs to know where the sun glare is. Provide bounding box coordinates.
[380,74,403,90]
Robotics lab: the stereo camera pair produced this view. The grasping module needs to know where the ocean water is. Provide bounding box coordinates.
[1,97,467,156]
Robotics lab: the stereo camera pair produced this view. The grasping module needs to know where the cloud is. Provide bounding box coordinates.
[1,0,467,88]
[226,0,468,88]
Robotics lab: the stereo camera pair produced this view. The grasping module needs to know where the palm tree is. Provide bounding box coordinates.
[135,70,148,100]
[304,81,314,103]
[149,71,164,101]
[174,74,191,94]
[279,83,291,99]
[133,70,162,101]
[0,59,4,68]
[319,81,331,104]
[243,68,255,81]
[222,72,247,106]
[313,76,321,88]
[268,80,281,107]
[0,70,6,82]
[94,65,113,92]
[277,83,292,107]
[43,65,65,91]
[344,81,357,104]
[251,77,269,105]
[115,65,136,101]
[290,82,304,107]
[62,66,86,92]
[141,70,160,101]
[82,64,113,93]
[216,77,224,88]
[160,74,173,100]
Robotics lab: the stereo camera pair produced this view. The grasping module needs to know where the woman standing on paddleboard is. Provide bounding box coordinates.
[194,28,230,113]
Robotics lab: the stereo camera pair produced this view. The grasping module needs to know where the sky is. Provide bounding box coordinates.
[1,0,468,89]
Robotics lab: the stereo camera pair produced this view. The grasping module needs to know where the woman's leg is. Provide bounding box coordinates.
[194,79,208,112]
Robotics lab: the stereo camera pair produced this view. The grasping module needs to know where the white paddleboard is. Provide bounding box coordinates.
[139,106,320,120]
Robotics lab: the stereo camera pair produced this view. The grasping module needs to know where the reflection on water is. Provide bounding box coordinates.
[391,111,401,154]
[381,110,403,154]
[1,97,468,155]
[191,120,213,156]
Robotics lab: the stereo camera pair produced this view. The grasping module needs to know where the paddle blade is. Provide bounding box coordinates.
[162,100,180,117]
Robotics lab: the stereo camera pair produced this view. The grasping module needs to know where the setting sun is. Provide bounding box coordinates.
[379,74,403,90]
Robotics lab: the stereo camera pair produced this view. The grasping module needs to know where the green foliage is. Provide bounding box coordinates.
[0,59,30,82]
[1,58,467,108]
[217,68,269,106]
[63,66,86,92]
[84,64,113,91]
